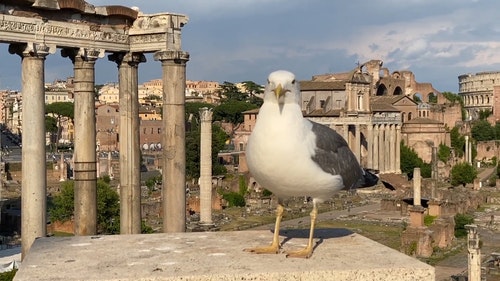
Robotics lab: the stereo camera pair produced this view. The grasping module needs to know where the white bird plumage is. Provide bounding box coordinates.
[245,70,378,258]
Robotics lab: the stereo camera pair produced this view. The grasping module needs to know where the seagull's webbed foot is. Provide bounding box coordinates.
[285,202,318,259]
[244,204,284,255]
[285,245,313,259]
[243,242,280,254]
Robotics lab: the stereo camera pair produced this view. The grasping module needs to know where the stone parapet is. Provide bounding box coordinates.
[14,229,434,281]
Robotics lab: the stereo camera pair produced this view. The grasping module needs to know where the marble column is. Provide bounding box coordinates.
[354,124,361,163]
[389,124,396,173]
[413,167,421,206]
[62,47,101,236]
[154,50,190,232]
[366,124,373,169]
[395,125,401,173]
[199,108,213,225]
[465,224,481,281]
[9,43,50,259]
[342,124,349,145]
[384,125,390,172]
[109,52,146,234]
[378,124,385,173]
[372,125,379,171]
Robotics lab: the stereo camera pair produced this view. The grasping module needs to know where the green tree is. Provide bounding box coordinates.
[471,119,495,141]
[45,115,58,134]
[478,109,492,120]
[450,162,477,187]
[454,213,474,237]
[450,127,465,158]
[428,93,437,103]
[213,100,258,125]
[48,179,120,234]
[218,81,247,102]
[437,143,451,163]
[441,91,462,104]
[185,121,228,179]
[45,102,74,152]
[241,81,264,107]
[400,142,431,178]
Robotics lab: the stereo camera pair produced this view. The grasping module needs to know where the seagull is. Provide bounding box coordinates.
[244,70,379,258]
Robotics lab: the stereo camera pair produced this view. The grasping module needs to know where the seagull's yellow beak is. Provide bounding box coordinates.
[273,84,284,100]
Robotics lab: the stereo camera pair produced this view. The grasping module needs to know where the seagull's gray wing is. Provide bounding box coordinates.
[309,120,363,190]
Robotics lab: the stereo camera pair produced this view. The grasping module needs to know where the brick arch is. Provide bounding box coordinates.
[376,83,388,96]
[393,86,403,95]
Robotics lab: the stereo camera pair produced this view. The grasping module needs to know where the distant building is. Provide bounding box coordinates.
[233,59,455,173]
[44,77,74,104]
[458,71,500,122]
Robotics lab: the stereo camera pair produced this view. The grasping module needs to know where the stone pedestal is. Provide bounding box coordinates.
[401,226,434,258]
[14,230,435,281]
[428,200,442,217]
[409,206,426,228]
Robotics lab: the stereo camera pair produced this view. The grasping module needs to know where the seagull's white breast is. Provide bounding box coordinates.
[246,103,343,201]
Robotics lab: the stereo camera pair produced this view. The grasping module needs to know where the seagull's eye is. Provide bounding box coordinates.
[291,79,296,84]
[267,79,270,84]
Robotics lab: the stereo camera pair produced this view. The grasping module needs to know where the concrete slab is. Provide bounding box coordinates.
[14,229,434,281]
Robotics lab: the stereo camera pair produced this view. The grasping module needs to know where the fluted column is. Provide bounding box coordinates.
[372,125,379,171]
[62,47,101,236]
[109,52,146,234]
[9,43,51,259]
[366,124,373,169]
[154,50,190,232]
[199,108,213,225]
[389,124,396,173]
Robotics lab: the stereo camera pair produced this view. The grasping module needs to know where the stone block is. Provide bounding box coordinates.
[14,229,434,281]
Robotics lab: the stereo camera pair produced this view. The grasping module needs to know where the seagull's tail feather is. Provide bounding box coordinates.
[357,168,379,188]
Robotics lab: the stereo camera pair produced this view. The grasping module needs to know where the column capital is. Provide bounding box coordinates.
[61,47,104,63]
[108,52,147,67]
[153,50,190,64]
[199,107,213,122]
[8,42,55,58]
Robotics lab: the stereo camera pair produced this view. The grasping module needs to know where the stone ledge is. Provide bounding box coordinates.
[14,229,434,281]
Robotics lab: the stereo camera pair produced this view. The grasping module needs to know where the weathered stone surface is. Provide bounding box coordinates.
[14,229,434,281]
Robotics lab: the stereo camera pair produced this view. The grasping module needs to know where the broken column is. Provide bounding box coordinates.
[465,224,481,281]
[199,108,213,225]
[409,168,425,228]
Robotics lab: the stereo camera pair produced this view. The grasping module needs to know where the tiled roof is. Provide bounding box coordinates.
[299,80,346,91]
[404,117,443,124]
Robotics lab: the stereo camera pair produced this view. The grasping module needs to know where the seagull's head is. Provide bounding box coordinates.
[265,70,301,108]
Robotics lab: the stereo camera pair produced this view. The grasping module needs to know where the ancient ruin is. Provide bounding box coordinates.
[0,0,189,257]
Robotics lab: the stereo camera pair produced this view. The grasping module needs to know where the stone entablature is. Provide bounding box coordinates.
[0,3,188,54]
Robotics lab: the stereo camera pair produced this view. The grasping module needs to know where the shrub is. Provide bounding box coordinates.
[454,213,474,238]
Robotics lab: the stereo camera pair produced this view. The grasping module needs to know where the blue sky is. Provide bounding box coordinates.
[1,0,500,93]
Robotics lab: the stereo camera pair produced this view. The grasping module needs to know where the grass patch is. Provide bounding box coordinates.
[316,220,404,250]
